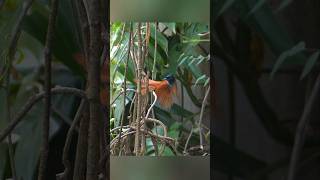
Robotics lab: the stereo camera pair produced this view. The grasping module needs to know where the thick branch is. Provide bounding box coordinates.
[86,0,102,179]
[38,0,59,179]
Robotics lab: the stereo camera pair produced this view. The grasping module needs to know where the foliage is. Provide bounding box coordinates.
[0,0,84,179]
[214,0,320,179]
[110,22,210,156]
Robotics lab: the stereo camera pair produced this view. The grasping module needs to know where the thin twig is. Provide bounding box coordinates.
[117,23,132,155]
[5,66,17,180]
[111,128,174,148]
[134,23,143,155]
[3,4,36,177]
[110,88,136,105]
[151,23,158,80]
[184,126,194,154]
[73,105,89,180]
[199,86,210,150]
[129,93,136,124]
[0,87,87,142]
[2,0,36,178]
[287,74,320,180]
[57,100,86,179]
[0,0,34,84]
[38,0,59,179]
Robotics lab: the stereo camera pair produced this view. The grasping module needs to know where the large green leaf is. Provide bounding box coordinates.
[234,0,307,68]
[270,41,305,78]
[150,23,169,55]
[23,1,85,77]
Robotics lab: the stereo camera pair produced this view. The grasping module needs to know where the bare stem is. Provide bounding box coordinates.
[287,74,320,180]
[57,100,86,179]
[134,23,143,156]
[184,126,194,154]
[2,0,36,178]
[73,106,89,180]
[199,86,210,150]
[117,23,132,155]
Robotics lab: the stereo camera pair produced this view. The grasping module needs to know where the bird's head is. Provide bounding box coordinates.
[164,75,176,87]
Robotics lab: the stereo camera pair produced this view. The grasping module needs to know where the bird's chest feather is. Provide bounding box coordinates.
[154,81,170,91]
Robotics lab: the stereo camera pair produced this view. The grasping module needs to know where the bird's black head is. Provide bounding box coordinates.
[164,75,176,86]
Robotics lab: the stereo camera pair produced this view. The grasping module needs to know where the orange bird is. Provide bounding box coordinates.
[137,75,177,108]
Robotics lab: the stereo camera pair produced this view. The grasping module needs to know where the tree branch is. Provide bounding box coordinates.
[0,87,87,143]
[86,0,102,179]
[134,23,143,156]
[73,105,89,180]
[38,0,59,179]
[57,100,86,180]
[3,1,35,179]
[117,24,132,154]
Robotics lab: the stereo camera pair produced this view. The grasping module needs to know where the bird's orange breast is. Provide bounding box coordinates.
[137,79,176,108]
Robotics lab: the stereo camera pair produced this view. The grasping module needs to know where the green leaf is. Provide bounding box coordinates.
[168,122,182,139]
[248,0,266,16]
[152,126,164,136]
[271,41,305,78]
[163,23,176,34]
[154,106,174,126]
[170,104,194,118]
[15,48,25,64]
[204,77,210,87]
[218,0,236,16]
[114,94,124,127]
[276,0,293,12]
[177,54,188,66]
[194,75,207,86]
[186,62,203,79]
[300,51,320,79]
[162,147,175,156]
[150,23,169,55]
[23,2,85,77]
[236,0,307,67]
